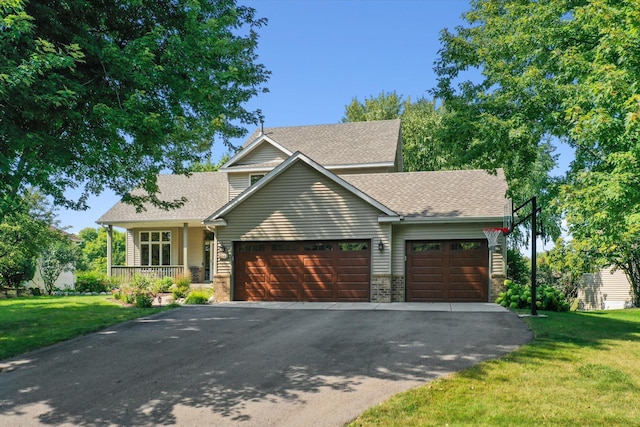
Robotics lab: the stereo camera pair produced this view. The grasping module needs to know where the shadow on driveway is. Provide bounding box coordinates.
[0,306,532,426]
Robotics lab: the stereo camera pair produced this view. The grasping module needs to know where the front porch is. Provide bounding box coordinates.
[111,266,192,283]
[104,223,220,285]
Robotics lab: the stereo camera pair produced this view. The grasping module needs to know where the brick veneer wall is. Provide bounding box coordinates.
[213,274,231,302]
[371,275,391,303]
[490,274,506,302]
[392,275,405,302]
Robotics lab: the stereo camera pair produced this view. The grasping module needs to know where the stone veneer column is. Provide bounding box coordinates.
[391,275,405,302]
[213,274,231,302]
[371,275,391,303]
[490,273,506,302]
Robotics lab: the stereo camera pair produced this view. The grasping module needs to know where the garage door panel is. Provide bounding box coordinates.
[235,240,370,302]
[407,240,488,302]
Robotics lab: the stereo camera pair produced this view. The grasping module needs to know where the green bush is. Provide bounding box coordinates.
[184,289,212,304]
[496,279,570,312]
[170,275,191,299]
[153,276,174,294]
[75,271,111,293]
[135,293,153,308]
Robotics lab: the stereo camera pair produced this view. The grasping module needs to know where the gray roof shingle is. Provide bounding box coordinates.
[97,172,228,224]
[236,119,401,166]
[341,169,508,218]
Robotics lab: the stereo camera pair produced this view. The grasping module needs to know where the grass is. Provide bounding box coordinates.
[0,295,175,361]
[349,309,640,426]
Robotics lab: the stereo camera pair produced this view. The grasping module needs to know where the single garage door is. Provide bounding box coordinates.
[234,240,370,302]
[406,240,488,302]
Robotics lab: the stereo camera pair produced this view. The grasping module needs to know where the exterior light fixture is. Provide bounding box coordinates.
[378,240,384,251]
[219,243,226,253]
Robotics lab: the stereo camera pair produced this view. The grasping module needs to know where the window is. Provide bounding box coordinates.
[304,242,333,251]
[237,243,266,252]
[451,241,482,251]
[250,174,264,185]
[140,231,171,266]
[339,242,369,251]
[412,242,442,252]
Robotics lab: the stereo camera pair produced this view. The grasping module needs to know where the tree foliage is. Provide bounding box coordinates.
[36,234,79,294]
[342,91,457,171]
[434,0,640,295]
[77,227,125,273]
[0,190,56,292]
[1,0,269,215]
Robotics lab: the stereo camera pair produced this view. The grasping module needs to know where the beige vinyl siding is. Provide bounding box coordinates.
[241,142,288,165]
[187,227,205,269]
[391,222,502,276]
[228,173,250,200]
[127,229,135,266]
[580,268,633,310]
[216,162,390,275]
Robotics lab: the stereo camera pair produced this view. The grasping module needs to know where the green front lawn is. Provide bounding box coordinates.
[0,295,174,360]
[350,309,640,426]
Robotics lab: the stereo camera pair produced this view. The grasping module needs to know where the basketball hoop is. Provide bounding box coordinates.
[483,227,508,249]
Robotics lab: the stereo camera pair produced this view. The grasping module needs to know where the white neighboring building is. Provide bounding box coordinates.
[29,269,75,292]
[579,267,634,310]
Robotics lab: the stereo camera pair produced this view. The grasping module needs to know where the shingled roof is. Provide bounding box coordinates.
[341,169,508,219]
[233,119,401,167]
[97,172,228,225]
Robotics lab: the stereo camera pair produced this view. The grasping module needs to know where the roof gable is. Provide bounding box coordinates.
[205,152,398,224]
[224,120,401,170]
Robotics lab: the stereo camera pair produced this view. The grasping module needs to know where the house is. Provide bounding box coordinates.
[579,267,634,310]
[97,120,509,303]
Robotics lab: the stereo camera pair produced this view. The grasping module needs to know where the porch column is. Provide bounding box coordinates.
[106,225,113,278]
[183,223,189,278]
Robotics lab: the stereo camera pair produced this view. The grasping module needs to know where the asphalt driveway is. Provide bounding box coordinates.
[0,304,532,426]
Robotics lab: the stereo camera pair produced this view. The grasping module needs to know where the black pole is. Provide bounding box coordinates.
[531,196,537,316]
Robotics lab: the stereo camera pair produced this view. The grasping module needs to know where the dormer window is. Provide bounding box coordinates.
[250,174,264,185]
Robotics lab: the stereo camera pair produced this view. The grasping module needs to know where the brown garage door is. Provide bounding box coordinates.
[406,240,488,302]
[234,240,370,302]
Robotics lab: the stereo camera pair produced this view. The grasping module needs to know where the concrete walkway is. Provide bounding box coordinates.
[215,301,509,312]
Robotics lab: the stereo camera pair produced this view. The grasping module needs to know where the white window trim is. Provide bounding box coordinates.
[249,173,265,186]
[139,230,172,266]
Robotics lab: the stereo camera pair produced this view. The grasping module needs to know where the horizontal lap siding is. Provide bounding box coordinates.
[581,268,633,310]
[243,143,288,164]
[217,162,390,275]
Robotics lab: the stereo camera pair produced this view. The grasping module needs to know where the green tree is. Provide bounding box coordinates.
[78,227,125,273]
[187,153,231,172]
[506,248,530,286]
[342,92,455,171]
[1,0,269,215]
[434,0,640,303]
[36,235,79,294]
[0,190,56,293]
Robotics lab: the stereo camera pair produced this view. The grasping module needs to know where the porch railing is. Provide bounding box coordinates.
[110,266,186,283]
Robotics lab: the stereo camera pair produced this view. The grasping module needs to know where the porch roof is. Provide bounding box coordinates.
[97,172,228,226]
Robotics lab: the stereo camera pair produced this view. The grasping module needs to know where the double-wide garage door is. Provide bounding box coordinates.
[234,240,370,302]
[406,240,488,302]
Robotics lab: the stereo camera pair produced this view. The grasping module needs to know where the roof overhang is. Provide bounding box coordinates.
[396,216,505,224]
[96,218,207,230]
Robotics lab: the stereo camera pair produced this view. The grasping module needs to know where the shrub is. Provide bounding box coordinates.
[184,289,212,304]
[135,293,153,308]
[496,279,569,312]
[75,271,110,293]
[170,275,191,299]
[153,276,174,294]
